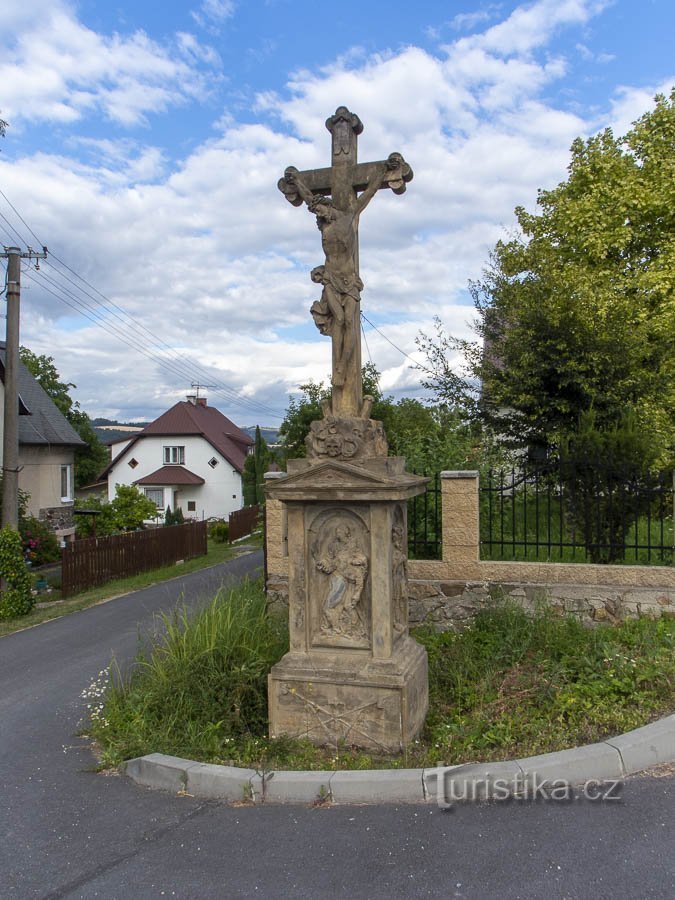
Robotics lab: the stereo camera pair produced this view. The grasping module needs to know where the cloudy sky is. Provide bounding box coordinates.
[1,0,672,426]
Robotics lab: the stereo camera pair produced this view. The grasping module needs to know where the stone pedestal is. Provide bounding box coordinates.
[266,454,429,753]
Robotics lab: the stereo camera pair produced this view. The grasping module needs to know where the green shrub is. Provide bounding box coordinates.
[93,579,287,765]
[19,515,60,565]
[0,526,34,619]
[165,506,186,526]
[209,520,229,543]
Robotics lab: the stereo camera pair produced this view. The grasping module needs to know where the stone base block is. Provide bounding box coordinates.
[268,637,428,753]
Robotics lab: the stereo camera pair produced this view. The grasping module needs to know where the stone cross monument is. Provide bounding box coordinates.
[267,107,428,753]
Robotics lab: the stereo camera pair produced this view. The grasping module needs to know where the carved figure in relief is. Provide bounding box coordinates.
[315,523,368,640]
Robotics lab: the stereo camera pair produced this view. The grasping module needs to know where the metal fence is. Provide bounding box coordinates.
[408,472,442,560]
[480,464,673,565]
[229,504,261,542]
[62,521,208,597]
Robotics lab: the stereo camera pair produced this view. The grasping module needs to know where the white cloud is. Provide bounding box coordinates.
[606,79,674,137]
[0,2,220,128]
[1,0,671,425]
[191,0,236,30]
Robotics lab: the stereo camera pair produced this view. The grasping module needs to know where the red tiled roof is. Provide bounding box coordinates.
[99,400,253,479]
[134,465,205,486]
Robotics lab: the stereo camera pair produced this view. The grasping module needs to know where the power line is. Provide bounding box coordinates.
[0,190,285,419]
[360,311,435,377]
[0,188,44,247]
[24,266,283,419]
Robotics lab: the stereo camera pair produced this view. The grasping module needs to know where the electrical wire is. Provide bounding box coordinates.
[0,190,285,419]
[24,266,283,419]
[360,310,436,377]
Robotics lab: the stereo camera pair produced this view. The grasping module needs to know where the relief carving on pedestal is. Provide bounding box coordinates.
[392,505,408,638]
[309,510,371,648]
[305,415,388,461]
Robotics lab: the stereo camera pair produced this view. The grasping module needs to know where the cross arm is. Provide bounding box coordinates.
[278,156,413,207]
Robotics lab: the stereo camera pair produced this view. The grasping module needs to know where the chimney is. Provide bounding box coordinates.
[196,397,207,407]
[186,393,197,405]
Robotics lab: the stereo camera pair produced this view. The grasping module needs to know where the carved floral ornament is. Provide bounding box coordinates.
[305,415,388,461]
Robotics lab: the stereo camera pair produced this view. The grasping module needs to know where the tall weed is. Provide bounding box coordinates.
[95,579,287,764]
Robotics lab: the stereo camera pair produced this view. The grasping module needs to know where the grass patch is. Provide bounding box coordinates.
[88,582,675,771]
[88,578,287,765]
[0,534,260,639]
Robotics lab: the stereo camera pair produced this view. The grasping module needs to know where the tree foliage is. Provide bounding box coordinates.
[558,409,662,563]
[19,347,109,487]
[75,485,158,537]
[418,90,675,464]
[278,364,482,474]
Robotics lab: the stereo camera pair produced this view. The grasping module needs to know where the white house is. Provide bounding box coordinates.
[101,395,253,520]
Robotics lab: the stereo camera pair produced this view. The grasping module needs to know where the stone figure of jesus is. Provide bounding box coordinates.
[283,154,405,388]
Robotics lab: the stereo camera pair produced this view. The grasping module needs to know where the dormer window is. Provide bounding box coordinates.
[163,445,185,465]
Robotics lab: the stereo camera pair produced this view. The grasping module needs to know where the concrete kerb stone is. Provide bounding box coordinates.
[124,753,197,793]
[264,770,335,804]
[604,714,675,773]
[516,741,624,789]
[329,769,426,804]
[123,715,675,805]
[423,761,523,803]
[186,763,260,803]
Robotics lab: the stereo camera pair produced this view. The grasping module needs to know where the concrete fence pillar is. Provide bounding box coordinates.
[440,471,480,566]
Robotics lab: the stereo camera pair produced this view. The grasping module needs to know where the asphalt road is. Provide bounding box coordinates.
[1,550,673,900]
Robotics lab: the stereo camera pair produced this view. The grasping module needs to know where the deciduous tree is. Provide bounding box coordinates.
[19,348,109,487]
[418,90,674,465]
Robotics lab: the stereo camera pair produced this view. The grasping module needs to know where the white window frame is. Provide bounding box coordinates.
[163,445,185,465]
[144,487,164,509]
[60,464,73,502]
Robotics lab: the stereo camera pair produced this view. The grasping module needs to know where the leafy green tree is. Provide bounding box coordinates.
[19,348,109,487]
[278,364,482,475]
[418,90,675,464]
[559,409,661,563]
[75,485,157,537]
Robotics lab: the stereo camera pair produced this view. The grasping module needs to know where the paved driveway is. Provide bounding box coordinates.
[1,550,673,899]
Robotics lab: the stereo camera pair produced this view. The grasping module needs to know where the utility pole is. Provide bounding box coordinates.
[1,245,48,529]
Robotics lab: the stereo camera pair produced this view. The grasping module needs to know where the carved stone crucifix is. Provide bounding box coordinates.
[278,106,412,419]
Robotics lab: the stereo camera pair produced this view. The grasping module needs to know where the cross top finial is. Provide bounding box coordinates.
[325,106,363,165]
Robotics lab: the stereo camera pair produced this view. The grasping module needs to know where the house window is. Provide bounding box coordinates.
[60,464,73,502]
[144,488,164,509]
[208,457,219,468]
[163,446,185,465]
[187,501,196,512]
[128,458,139,469]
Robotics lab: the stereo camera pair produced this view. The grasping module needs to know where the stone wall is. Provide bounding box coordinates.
[39,505,75,539]
[264,469,675,629]
[407,578,674,629]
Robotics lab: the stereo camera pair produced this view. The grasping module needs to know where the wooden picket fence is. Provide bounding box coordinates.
[229,504,261,542]
[62,521,207,598]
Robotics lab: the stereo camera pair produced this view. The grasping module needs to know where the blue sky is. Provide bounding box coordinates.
[0,0,673,424]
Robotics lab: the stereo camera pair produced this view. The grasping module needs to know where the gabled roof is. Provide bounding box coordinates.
[0,343,86,448]
[134,466,205,486]
[100,400,253,478]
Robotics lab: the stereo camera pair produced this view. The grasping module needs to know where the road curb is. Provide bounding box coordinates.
[124,713,675,805]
